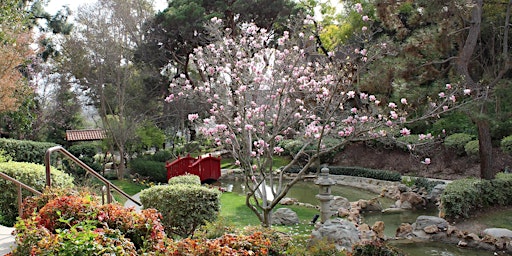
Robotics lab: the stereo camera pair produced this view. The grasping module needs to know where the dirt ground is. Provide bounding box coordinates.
[332,142,512,180]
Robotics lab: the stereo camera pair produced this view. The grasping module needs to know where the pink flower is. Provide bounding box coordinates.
[421,158,431,165]
[273,147,284,154]
[347,91,356,98]
[446,84,452,90]
[449,95,456,102]
[400,98,408,105]
[188,113,199,121]
[369,95,376,101]
[351,107,358,113]
[362,26,368,31]
[388,102,397,108]
[400,128,411,136]
[438,92,445,98]
[443,106,449,111]
[355,3,363,13]
[463,89,471,95]
[362,15,369,21]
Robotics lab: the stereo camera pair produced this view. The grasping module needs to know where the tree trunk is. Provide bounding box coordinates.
[118,147,125,180]
[477,118,494,179]
[262,208,272,228]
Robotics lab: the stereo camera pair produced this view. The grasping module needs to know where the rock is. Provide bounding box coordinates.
[310,218,361,252]
[397,184,409,193]
[399,191,425,208]
[400,201,413,209]
[372,221,385,239]
[338,207,350,218]
[396,223,413,238]
[446,225,458,235]
[423,225,438,234]
[382,207,407,214]
[358,198,383,212]
[331,196,351,211]
[279,197,297,205]
[427,183,446,202]
[483,228,512,238]
[414,215,448,231]
[272,208,299,225]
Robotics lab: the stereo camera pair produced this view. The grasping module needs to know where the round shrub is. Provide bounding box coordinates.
[443,133,474,155]
[0,162,74,226]
[500,135,512,154]
[464,140,479,157]
[278,139,304,155]
[168,174,201,185]
[140,184,221,237]
[151,150,172,162]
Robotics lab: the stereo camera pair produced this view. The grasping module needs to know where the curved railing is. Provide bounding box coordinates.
[44,146,141,206]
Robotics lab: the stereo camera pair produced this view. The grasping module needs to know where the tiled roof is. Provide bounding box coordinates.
[65,129,106,141]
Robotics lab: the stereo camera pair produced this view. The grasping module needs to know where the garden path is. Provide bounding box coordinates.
[0,225,14,255]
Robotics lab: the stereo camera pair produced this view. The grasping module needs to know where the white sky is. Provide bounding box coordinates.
[46,0,168,15]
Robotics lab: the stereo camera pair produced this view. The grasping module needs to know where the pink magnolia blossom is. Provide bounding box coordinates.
[400,98,408,105]
[463,89,471,95]
[438,92,445,98]
[400,128,411,136]
[362,15,369,21]
[388,102,397,108]
[446,84,452,90]
[421,158,431,165]
[355,3,363,13]
[188,113,199,121]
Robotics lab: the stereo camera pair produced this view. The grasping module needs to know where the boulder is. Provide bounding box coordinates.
[396,223,414,238]
[423,225,439,234]
[399,191,425,208]
[331,196,351,211]
[358,198,383,212]
[279,197,298,205]
[272,208,299,225]
[310,218,360,252]
[372,221,385,239]
[483,228,512,239]
[427,183,446,202]
[413,215,448,231]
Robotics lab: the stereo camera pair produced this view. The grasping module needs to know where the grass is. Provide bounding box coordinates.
[220,192,317,240]
[105,179,318,239]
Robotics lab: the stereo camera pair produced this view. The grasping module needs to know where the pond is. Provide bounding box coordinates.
[222,179,498,256]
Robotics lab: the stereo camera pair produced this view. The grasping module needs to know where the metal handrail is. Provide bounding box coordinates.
[44,146,141,206]
[0,172,42,217]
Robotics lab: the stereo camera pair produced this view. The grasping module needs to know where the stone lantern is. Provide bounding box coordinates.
[315,167,336,223]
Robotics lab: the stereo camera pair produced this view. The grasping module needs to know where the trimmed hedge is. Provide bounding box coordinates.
[140,184,221,237]
[0,138,58,164]
[168,174,201,185]
[440,173,512,220]
[129,158,166,183]
[286,165,401,182]
[0,162,74,226]
[464,140,479,157]
[500,135,512,154]
[443,133,474,156]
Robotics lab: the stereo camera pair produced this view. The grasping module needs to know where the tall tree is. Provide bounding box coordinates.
[167,15,469,227]
[134,0,300,136]
[61,0,156,178]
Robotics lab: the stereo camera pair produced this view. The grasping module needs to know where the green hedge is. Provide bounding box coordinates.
[129,158,166,183]
[0,138,58,164]
[443,133,474,156]
[500,135,512,154]
[0,162,74,226]
[140,184,221,237]
[168,174,201,185]
[286,166,401,182]
[464,140,479,157]
[440,173,512,220]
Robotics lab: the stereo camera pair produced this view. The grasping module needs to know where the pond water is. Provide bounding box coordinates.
[222,180,498,256]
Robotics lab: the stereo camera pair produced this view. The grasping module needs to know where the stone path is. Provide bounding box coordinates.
[0,225,15,255]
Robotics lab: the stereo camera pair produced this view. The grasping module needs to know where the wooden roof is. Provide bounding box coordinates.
[65,129,106,142]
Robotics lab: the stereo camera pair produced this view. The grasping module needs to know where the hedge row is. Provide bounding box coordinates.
[287,166,401,182]
[440,173,512,220]
[0,138,58,164]
[0,162,74,226]
[128,158,167,183]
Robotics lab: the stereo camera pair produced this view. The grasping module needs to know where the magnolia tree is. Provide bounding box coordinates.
[165,8,471,227]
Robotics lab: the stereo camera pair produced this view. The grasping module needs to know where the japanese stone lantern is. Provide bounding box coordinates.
[315,167,336,223]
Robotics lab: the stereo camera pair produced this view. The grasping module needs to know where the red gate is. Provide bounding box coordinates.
[165,154,221,183]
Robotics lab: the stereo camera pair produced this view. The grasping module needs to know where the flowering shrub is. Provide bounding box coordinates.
[10,191,167,255]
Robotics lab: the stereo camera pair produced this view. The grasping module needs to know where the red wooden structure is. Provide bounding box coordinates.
[165,154,221,183]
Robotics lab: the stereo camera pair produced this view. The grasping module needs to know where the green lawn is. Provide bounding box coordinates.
[221,156,292,170]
